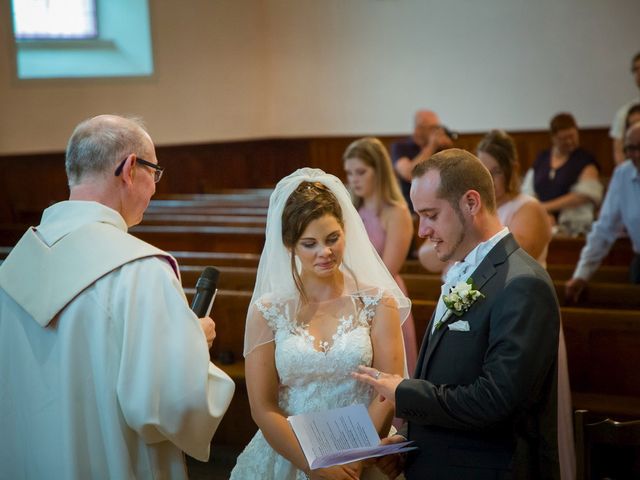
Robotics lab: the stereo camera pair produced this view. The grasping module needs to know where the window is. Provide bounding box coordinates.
[13,0,98,40]
[11,0,153,79]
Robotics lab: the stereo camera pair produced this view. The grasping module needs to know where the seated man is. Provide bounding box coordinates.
[391,109,455,212]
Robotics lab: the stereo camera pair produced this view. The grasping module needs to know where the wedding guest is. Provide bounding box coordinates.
[566,122,640,302]
[344,137,418,374]
[522,112,602,236]
[230,168,410,479]
[391,109,455,212]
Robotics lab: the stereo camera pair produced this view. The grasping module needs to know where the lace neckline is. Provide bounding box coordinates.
[258,289,383,354]
[297,313,356,354]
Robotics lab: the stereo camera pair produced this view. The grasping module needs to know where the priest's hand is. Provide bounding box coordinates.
[351,366,403,406]
[199,316,216,348]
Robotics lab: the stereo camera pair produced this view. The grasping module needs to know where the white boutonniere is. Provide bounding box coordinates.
[435,278,484,330]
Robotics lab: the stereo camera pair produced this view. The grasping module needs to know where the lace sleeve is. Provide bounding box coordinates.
[356,288,384,326]
[255,299,288,332]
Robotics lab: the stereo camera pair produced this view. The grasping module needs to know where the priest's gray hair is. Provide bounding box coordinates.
[65,114,149,187]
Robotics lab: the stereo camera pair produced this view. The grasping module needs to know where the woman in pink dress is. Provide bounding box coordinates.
[343,137,418,374]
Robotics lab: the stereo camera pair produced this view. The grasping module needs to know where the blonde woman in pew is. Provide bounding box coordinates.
[230,168,410,480]
[417,130,575,480]
[343,137,418,375]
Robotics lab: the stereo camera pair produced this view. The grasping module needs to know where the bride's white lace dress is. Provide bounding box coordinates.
[230,289,388,480]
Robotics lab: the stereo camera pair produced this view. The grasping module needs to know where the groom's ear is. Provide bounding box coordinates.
[461,190,481,215]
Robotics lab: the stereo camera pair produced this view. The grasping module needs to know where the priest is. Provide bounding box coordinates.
[0,114,235,479]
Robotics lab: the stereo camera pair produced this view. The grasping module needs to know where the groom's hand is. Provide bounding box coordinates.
[376,435,407,479]
[351,366,403,406]
[310,464,360,479]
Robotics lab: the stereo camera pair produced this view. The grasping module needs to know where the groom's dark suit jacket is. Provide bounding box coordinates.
[396,234,560,479]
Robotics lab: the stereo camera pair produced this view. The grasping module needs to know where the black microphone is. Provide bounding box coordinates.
[190,266,220,317]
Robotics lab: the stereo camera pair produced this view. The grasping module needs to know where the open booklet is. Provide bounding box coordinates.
[287,403,417,470]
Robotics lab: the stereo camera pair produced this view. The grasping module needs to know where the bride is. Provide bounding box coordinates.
[230,168,410,480]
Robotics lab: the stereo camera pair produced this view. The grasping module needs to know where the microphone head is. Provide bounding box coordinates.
[195,266,220,290]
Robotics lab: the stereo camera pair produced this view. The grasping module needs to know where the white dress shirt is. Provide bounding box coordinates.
[573,160,640,280]
[432,227,510,333]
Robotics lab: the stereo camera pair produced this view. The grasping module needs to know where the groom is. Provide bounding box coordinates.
[355,149,560,479]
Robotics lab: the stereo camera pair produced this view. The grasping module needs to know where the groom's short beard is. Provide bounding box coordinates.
[440,203,468,263]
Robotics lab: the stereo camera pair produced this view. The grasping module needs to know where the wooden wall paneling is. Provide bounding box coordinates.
[0,153,67,223]
[0,129,612,224]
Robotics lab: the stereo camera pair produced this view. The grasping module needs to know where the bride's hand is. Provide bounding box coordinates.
[309,464,360,479]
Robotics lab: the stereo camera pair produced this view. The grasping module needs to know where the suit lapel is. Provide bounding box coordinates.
[417,234,519,378]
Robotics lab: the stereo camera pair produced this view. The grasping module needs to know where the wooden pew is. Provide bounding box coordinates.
[0,244,630,286]
[0,224,29,247]
[410,299,640,418]
[153,191,270,204]
[195,290,640,410]
[408,236,633,269]
[181,265,257,292]
[401,273,640,310]
[171,250,260,268]
[179,265,640,310]
[546,264,629,283]
[154,190,271,204]
[562,307,640,418]
[145,205,269,216]
[547,236,632,265]
[191,290,640,447]
[183,289,257,447]
[0,248,264,270]
[400,259,631,284]
[129,225,265,253]
[141,213,267,228]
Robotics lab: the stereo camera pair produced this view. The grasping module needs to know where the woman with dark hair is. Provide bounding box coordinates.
[522,112,602,236]
[230,168,410,480]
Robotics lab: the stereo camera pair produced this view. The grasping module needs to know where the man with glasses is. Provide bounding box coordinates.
[0,114,234,479]
[566,121,640,302]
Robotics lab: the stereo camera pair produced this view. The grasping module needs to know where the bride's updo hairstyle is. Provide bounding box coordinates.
[281,181,344,300]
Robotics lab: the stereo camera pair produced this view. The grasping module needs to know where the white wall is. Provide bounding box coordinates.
[0,0,268,153]
[0,0,638,154]
[265,0,640,136]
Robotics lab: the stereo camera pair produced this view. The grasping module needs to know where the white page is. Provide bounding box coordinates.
[288,404,417,469]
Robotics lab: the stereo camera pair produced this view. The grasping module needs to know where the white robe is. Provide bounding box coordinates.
[0,201,235,480]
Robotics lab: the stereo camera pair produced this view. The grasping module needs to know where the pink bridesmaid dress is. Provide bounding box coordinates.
[359,208,418,375]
